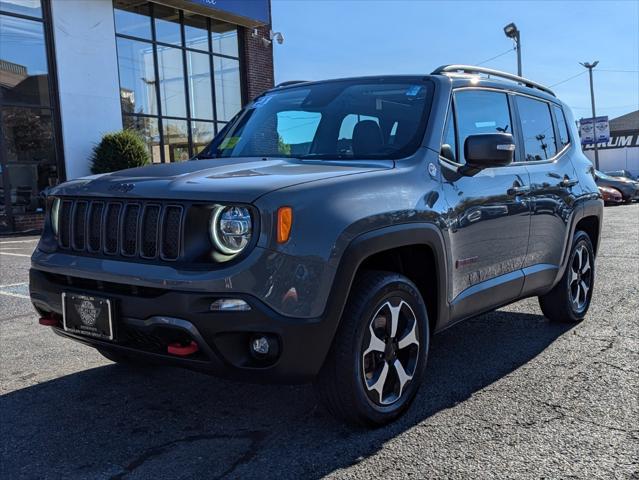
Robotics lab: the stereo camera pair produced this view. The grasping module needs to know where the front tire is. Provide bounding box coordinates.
[315,270,430,427]
[538,230,595,323]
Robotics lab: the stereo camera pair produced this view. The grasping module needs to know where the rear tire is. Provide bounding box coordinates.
[314,270,430,427]
[538,230,595,323]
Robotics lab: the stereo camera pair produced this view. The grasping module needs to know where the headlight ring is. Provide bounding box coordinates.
[210,205,253,255]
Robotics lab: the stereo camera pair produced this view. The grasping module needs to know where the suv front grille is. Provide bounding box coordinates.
[58,198,184,261]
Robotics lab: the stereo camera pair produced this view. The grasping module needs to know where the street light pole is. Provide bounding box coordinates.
[504,23,522,77]
[580,61,600,170]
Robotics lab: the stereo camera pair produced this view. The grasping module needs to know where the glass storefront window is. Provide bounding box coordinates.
[1,106,57,214]
[157,45,186,118]
[214,56,241,121]
[116,37,157,115]
[1,0,61,231]
[113,1,242,162]
[123,115,161,163]
[0,0,41,18]
[183,13,208,51]
[0,14,50,106]
[154,4,181,46]
[113,1,151,40]
[187,50,213,120]
[191,121,214,153]
[211,20,238,57]
[163,119,189,162]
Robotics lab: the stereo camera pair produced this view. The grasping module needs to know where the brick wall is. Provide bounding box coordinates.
[241,25,275,102]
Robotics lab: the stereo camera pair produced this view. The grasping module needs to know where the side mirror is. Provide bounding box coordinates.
[461,133,515,175]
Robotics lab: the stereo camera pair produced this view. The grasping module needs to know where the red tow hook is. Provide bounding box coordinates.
[167,341,199,356]
[39,314,60,327]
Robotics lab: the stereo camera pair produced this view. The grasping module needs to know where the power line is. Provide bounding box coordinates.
[549,70,586,87]
[598,69,639,73]
[475,47,515,66]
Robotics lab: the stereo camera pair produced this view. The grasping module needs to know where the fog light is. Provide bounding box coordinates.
[251,336,270,355]
[210,298,251,312]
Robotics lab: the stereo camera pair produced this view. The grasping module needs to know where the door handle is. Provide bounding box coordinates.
[561,177,578,188]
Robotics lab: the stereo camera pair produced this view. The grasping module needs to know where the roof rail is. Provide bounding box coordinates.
[275,80,309,88]
[431,65,555,97]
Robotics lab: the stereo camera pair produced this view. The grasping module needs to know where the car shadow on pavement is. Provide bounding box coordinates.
[1,309,575,480]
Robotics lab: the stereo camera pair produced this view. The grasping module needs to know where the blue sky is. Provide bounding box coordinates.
[271,0,639,122]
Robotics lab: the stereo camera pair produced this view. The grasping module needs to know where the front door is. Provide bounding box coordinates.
[440,89,530,321]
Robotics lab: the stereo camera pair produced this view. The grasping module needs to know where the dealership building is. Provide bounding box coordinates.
[0,0,274,233]
[582,110,639,176]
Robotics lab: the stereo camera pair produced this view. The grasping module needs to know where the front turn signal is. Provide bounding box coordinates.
[277,207,293,243]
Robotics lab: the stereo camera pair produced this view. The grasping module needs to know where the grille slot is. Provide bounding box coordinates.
[161,206,183,260]
[87,202,104,252]
[58,200,73,248]
[121,204,141,256]
[104,203,122,255]
[55,198,184,261]
[72,201,88,250]
[141,205,160,258]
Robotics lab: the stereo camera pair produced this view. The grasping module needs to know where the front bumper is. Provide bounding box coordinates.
[29,268,336,383]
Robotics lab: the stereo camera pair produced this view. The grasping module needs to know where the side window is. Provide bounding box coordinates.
[553,105,570,148]
[276,111,322,156]
[338,114,379,154]
[515,96,558,161]
[440,109,457,163]
[454,90,512,164]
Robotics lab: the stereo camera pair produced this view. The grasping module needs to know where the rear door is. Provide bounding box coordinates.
[515,97,578,292]
[440,89,531,321]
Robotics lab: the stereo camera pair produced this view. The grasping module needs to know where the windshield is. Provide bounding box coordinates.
[198,78,434,160]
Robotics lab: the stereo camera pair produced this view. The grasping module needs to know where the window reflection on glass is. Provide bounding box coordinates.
[154,5,181,46]
[515,96,557,161]
[214,56,241,121]
[0,14,49,106]
[186,50,213,120]
[0,0,41,18]
[1,107,57,213]
[116,37,157,115]
[191,121,214,153]
[183,13,208,51]
[163,119,189,162]
[211,21,238,57]
[157,45,186,117]
[113,1,151,40]
[123,115,161,163]
[277,111,322,156]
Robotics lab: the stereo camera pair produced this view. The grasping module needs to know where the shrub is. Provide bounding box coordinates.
[90,130,150,174]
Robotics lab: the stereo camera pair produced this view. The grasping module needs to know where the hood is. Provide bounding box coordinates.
[50,157,392,202]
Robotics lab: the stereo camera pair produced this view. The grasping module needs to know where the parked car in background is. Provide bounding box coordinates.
[598,185,623,206]
[594,170,639,203]
[605,170,637,181]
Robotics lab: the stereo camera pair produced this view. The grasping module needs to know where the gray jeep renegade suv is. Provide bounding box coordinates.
[30,65,603,426]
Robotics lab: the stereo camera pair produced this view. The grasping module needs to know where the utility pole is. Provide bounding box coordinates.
[504,23,522,77]
[580,61,600,170]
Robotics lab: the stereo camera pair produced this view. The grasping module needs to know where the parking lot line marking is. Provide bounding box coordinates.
[0,239,39,245]
[0,290,30,299]
[0,283,27,288]
[0,252,30,257]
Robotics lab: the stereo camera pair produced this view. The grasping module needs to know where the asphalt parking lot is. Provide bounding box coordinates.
[1,204,637,479]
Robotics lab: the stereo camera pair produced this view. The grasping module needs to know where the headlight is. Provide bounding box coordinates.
[210,205,252,255]
[51,197,61,236]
